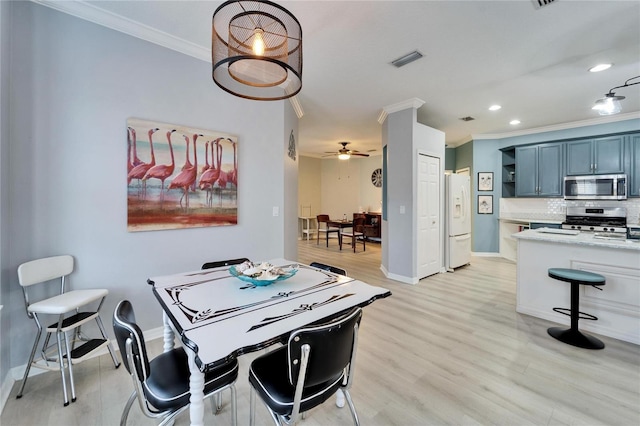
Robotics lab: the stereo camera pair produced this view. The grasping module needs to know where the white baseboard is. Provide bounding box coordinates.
[472,251,501,257]
[0,325,165,414]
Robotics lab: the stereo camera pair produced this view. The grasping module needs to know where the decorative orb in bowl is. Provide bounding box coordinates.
[229,263,298,286]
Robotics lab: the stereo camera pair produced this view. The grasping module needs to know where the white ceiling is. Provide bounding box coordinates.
[39,0,640,156]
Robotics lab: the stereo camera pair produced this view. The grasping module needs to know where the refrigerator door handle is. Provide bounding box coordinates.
[461,184,467,221]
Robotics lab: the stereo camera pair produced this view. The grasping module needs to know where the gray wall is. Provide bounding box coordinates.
[0,0,10,397]
[383,107,445,282]
[384,108,415,278]
[1,2,297,388]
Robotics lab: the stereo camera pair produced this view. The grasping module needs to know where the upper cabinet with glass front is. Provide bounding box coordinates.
[566,135,625,175]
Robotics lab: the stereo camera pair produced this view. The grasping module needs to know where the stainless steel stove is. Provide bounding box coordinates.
[562,206,627,234]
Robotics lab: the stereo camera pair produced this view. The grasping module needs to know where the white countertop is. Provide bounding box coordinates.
[499,217,563,224]
[513,228,640,251]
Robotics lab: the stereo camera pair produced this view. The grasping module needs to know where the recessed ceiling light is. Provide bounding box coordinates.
[489,105,502,111]
[589,63,612,73]
[510,119,521,125]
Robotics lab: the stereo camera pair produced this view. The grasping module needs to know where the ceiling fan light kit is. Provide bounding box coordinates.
[212,0,302,101]
[325,142,370,160]
[592,75,639,115]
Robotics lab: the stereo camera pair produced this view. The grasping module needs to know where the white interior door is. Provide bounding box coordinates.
[418,154,441,279]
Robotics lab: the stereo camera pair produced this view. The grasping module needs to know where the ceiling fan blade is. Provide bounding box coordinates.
[321,153,337,157]
[352,153,370,157]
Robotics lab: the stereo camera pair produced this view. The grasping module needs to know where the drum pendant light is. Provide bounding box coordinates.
[212,0,303,101]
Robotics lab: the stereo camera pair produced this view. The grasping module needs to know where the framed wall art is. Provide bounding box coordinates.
[127,117,238,232]
[478,172,493,191]
[478,195,493,214]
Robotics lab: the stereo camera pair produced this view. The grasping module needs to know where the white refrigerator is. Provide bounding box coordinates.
[445,174,471,271]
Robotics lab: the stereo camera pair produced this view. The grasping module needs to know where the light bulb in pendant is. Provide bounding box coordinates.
[252,28,265,56]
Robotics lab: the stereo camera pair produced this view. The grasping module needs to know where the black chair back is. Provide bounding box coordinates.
[202,258,249,269]
[287,307,362,387]
[309,261,346,276]
[113,300,150,383]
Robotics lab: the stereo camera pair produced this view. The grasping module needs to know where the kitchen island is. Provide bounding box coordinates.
[513,228,640,345]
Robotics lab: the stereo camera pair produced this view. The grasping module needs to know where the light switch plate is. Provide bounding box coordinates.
[273,206,279,216]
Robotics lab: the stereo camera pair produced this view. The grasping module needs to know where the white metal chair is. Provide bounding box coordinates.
[16,255,120,406]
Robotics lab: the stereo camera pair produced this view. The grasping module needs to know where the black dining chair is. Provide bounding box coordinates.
[248,307,363,426]
[202,258,249,269]
[309,261,347,276]
[113,300,238,426]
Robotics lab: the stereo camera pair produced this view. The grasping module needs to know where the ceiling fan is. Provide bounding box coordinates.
[323,142,370,160]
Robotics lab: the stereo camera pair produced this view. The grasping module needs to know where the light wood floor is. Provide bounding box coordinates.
[3,240,639,425]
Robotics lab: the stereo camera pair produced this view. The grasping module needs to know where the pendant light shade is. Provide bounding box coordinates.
[212,0,302,101]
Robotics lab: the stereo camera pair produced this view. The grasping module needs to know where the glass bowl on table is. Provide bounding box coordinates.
[229,261,298,286]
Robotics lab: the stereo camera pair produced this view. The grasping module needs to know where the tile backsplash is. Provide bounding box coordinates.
[500,198,640,225]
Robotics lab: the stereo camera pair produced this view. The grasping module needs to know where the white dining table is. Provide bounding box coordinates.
[149,258,391,426]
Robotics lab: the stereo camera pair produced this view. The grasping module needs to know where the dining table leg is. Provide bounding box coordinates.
[186,347,206,426]
[162,311,175,352]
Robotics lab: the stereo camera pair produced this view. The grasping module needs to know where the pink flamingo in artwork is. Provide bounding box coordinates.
[127,127,133,173]
[227,138,237,188]
[142,129,176,202]
[214,140,229,206]
[128,126,142,167]
[168,134,200,210]
[201,141,211,175]
[127,127,159,198]
[199,138,222,207]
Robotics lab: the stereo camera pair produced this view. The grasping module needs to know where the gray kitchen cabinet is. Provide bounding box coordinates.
[515,142,563,197]
[630,133,640,197]
[566,136,624,175]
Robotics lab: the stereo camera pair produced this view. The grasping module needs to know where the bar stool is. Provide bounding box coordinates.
[547,268,606,350]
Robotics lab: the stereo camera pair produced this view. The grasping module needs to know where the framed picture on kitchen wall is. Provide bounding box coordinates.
[478,172,493,191]
[478,195,493,214]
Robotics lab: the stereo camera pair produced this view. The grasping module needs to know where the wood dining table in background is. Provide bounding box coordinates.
[149,259,391,426]
[327,220,354,250]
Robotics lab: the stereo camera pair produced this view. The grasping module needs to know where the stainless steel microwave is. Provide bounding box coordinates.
[564,174,627,200]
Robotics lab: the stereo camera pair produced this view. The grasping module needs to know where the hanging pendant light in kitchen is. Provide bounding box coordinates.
[212,0,303,101]
[592,75,639,115]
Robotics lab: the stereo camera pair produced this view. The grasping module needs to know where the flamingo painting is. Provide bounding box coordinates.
[142,129,176,202]
[126,118,238,232]
[127,127,159,198]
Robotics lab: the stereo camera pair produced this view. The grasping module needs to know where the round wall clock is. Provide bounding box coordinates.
[371,168,382,187]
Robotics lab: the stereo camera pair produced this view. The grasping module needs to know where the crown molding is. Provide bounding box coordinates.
[31,0,305,115]
[472,111,640,140]
[378,98,426,124]
[32,0,210,61]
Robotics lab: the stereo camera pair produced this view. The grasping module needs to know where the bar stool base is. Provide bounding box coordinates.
[547,327,604,350]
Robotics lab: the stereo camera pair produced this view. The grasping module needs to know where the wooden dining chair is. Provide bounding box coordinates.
[340,217,366,253]
[113,300,238,426]
[248,307,363,426]
[316,215,339,247]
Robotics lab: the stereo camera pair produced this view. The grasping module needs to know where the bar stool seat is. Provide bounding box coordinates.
[547,268,606,350]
